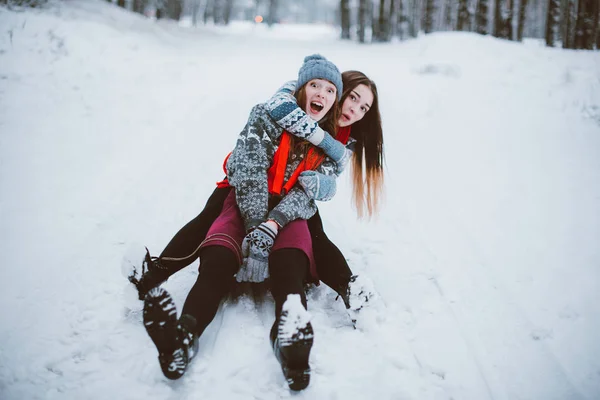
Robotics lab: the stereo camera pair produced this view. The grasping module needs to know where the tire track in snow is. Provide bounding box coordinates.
[403,195,585,400]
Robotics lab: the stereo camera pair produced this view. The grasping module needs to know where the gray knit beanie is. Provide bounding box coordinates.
[297,54,343,101]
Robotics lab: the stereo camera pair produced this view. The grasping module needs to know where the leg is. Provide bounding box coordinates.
[181,246,238,337]
[308,211,377,320]
[269,249,313,391]
[143,245,238,379]
[160,186,232,272]
[307,210,352,296]
[131,187,231,299]
[269,249,309,320]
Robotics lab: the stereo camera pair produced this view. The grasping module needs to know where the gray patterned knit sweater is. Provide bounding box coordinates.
[227,85,351,231]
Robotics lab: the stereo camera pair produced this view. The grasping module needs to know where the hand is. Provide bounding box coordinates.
[237,222,278,283]
[298,170,337,201]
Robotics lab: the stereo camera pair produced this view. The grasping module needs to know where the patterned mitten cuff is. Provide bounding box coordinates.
[298,170,337,201]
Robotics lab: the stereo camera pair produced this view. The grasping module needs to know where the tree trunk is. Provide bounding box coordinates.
[395,0,403,39]
[408,0,419,37]
[494,0,503,36]
[444,0,453,30]
[457,0,469,30]
[132,0,145,14]
[476,0,490,34]
[545,0,560,46]
[595,0,600,49]
[166,0,182,20]
[214,0,222,24]
[574,0,596,49]
[563,0,576,47]
[358,0,368,42]
[203,0,214,23]
[341,0,351,39]
[506,0,514,39]
[375,0,393,41]
[423,0,435,33]
[372,0,382,40]
[223,0,234,24]
[389,0,398,38]
[591,0,599,49]
[517,0,529,40]
[267,0,278,26]
[117,0,125,8]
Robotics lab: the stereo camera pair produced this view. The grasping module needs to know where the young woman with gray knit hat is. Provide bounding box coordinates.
[127,56,385,389]
[137,54,344,388]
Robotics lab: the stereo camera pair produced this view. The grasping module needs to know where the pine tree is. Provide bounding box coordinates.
[476,0,490,34]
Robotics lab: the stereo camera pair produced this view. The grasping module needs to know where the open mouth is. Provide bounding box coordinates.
[310,101,324,113]
[342,113,351,121]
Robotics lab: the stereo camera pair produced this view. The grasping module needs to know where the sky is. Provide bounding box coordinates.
[1,1,599,399]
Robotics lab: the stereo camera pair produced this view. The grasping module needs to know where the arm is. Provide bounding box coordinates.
[265,81,347,166]
[226,105,276,232]
[267,157,341,228]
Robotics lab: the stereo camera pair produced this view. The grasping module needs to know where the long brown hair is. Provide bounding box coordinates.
[341,71,385,218]
[291,82,340,169]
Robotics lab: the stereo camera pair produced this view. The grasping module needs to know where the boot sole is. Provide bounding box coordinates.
[275,323,314,391]
[278,339,312,391]
[143,287,187,380]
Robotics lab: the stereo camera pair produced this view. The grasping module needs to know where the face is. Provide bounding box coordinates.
[338,84,374,127]
[303,79,337,121]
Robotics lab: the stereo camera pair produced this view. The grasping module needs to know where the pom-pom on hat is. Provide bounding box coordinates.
[297,54,343,101]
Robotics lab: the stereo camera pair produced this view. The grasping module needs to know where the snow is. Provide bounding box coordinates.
[1,1,600,399]
[278,294,311,344]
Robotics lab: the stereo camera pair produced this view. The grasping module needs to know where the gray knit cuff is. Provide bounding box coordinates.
[267,210,290,229]
[319,133,346,163]
[245,218,265,233]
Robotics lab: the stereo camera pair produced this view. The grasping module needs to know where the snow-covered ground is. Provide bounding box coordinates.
[1,1,599,399]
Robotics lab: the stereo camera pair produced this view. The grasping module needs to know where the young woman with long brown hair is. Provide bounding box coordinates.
[125,60,384,389]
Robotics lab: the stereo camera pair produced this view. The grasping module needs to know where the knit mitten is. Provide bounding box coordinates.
[237,222,278,283]
[298,171,336,201]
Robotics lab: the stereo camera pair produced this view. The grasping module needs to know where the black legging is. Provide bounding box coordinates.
[159,186,353,296]
[182,246,307,337]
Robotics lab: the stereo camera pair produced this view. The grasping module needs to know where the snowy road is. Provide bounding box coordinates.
[1,1,599,399]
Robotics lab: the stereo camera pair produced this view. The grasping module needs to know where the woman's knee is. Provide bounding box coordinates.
[199,246,238,278]
[269,249,308,279]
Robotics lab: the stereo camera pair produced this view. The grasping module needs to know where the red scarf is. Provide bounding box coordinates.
[217,126,351,196]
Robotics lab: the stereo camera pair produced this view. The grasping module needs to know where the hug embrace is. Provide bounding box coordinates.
[125,54,385,391]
